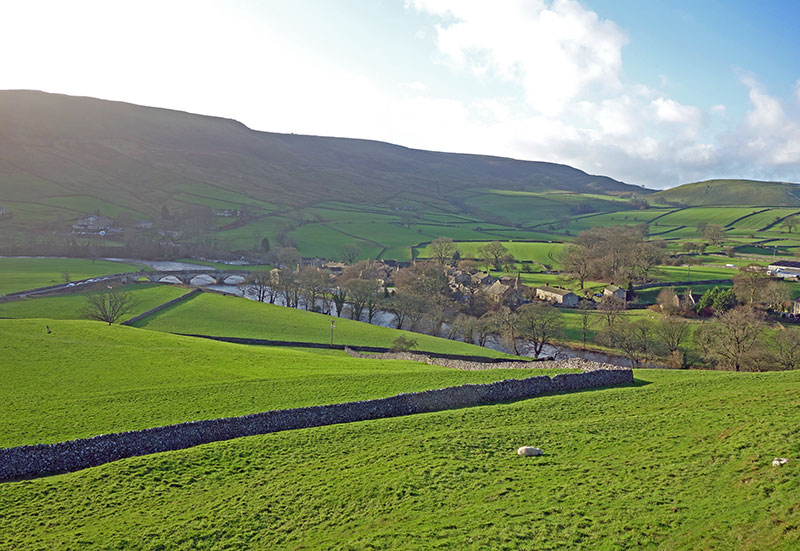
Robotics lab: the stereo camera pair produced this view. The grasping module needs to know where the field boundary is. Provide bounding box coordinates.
[0,368,632,481]
[173,333,532,363]
[121,288,201,326]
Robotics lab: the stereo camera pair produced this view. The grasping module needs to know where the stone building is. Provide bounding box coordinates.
[536,286,579,307]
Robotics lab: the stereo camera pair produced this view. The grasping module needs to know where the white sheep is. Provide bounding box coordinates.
[517,446,543,457]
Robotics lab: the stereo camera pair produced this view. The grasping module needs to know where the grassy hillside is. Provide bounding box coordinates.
[0,257,140,295]
[652,179,800,206]
[0,319,568,447]
[133,291,510,357]
[0,283,189,321]
[2,368,798,549]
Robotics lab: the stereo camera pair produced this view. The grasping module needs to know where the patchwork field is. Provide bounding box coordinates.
[2,368,798,549]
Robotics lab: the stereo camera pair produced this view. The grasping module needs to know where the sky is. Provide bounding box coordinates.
[2,0,800,189]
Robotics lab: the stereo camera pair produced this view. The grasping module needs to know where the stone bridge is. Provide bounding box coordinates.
[119,270,252,287]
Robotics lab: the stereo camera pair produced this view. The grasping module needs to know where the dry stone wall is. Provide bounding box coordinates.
[0,366,632,481]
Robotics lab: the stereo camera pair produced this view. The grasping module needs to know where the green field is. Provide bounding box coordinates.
[0,257,141,295]
[0,283,189,321]
[0,319,569,447]
[2,368,798,549]
[417,241,566,268]
[132,291,512,357]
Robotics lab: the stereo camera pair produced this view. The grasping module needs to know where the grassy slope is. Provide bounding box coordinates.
[652,179,800,206]
[0,257,141,295]
[0,283,189,321]
[0,319,570,447]
[2,369,798,550]
[133,291,509,357]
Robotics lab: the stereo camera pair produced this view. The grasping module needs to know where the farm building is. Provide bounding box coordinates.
[471,272,496,286]
[604,285,627,301]
[536,286,579,307]
[486,280,523,306]
[72,214,113,234]
[767,260,800,279]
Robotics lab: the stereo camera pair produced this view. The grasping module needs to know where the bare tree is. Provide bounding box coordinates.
[489,307,520,355]
[560,244,591,289]
[83,286,137,325]
[577,299,595,348]
[344,279,382,322]
[331,287,347,318]
[655,316,690,355]
[428,237,457,265]
[599,319,660,368]
[696,306,768,371]
[597,294,625,345]
[298,267,331,312]
[516,302,565,358]
[732,264,767,304]
[782,215,799,233]
[339,242,362,264]
[773,326,800,370]
[703,224,726,246]
[477,241,509,271]
[244,271,272,303]
[276,267,300,308]
[759,280,790,310]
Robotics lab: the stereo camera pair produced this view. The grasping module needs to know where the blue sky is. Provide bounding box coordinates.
[2,0,799,189]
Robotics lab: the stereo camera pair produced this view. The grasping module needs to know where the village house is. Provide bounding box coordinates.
[536,286,579,307]
[471,272,496,286]
[72,214,113,234]
[486,274,524,307]
[134,220,153,230]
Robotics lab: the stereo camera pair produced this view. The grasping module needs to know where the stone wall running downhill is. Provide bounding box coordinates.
[120,288,202,326]
[0,366,632,481]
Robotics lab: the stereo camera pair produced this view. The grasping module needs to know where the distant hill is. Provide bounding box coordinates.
[652,179,800,206]
[0,90,641,218]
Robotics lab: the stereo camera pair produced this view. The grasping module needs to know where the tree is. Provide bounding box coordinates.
[339,242,362,264]
[577,299,595,347]
[560,244,591,289]
[266,247,301,269]
[732,264,767,304]
[344,279,381,322]
[298,267,331,312]
[83,286,136,325]
[656,287,679,315]
[516,302,565,358]
[276,267,300,308]
[655,316,690,355]
[260,237,271,254]
[696,306,768,371]
[429,237,457,265]
[477,241,509,271]
[772,326,800,370]
[331,287,347,318]
[161,205,171,220]
[760,280,790,311]
[703,224,726,246]
[782,215,799,233]
[244,271,273,303]
[489,307,520,355]
[391,335,418,353]
[62,271,71,283]
[599,319,660,368]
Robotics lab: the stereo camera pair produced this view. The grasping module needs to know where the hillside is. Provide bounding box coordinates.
[652,179,800,206]
[0,90,640,215]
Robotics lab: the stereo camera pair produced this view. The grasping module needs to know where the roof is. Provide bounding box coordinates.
[605,284,622,292]
[770,260,800,269]
[487,281,511,295]
[538,286,575,296]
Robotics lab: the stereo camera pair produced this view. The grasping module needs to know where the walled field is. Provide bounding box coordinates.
[0,257,141,295]
[0,319,571,447]
[417,241,566,268]
[0,283,190,321]
[132,291,511,357]
[2,368,798,550]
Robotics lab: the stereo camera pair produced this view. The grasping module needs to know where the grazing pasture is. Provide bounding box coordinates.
[0,319,564,447]
[0,257,141,295]
[2,369,798,550]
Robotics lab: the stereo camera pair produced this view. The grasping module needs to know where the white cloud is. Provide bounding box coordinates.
[651,97,703,125]
[409,0,627,116]
[401,81,429,92]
